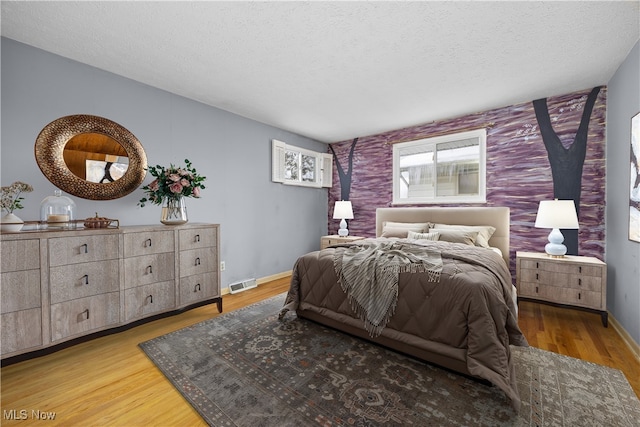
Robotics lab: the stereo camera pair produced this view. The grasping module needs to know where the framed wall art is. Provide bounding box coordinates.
[630,112,640,243]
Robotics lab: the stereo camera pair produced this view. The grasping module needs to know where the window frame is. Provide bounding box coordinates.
[392,129,487,205]
[272,139,332,188]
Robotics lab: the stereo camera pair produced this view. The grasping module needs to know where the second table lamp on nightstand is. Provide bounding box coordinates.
[534,199,579,257]
[333,200,354,237]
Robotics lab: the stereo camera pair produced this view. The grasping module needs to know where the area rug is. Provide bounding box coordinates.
[140,294,640,426]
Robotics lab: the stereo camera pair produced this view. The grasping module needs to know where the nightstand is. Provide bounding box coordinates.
[320,235,365,250]
[516,251,608,327]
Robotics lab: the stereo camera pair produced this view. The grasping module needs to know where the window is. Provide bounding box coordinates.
[392,129,486,204]
[272,140,332,188]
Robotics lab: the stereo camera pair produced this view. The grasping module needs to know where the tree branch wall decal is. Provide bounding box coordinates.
[533,86,601,255]
[329,138,358,201]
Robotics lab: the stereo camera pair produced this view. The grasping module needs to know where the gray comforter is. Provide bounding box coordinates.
[280,238,528,410]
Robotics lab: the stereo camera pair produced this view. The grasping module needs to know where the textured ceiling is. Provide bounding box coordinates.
[1,1,638,143]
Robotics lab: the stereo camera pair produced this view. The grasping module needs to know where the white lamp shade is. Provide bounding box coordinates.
[333,201,354,220]
[534,200,579,229]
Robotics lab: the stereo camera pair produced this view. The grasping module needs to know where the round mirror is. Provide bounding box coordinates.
[35,115,147,200]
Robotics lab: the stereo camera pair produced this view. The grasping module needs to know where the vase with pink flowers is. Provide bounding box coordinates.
[138,159,206,225]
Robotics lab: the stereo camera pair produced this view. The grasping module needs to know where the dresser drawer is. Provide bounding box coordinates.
[1,309,42,354]
[123,252,175,289]
[49,235,119,266]
[519,282,602,309]
[50,292,120,341]
[519,269,602,291]
[179,247,216,277]
[1,239,40,272]
[1,270,41,313]
[123,231,175,257]
[179,272,217,306]
[124,280,175,321]
[50,260,120,304]
[179,227,216,251]
[520,259,602,276]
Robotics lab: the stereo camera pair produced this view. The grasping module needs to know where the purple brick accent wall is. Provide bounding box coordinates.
[328,88,607,274]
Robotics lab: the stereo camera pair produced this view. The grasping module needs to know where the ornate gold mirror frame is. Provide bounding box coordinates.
[35,115,147,200]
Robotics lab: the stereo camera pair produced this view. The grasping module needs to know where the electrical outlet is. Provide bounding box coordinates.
[220,261,225,271]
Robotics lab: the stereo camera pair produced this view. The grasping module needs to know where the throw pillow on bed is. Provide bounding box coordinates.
[382,228,415,238]
[432,224,496,248]
[433,229,479,246]
[407,230,441,241]
[381,221,431,238]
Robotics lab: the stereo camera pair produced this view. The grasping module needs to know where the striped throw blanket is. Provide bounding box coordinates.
[333,240,442,337]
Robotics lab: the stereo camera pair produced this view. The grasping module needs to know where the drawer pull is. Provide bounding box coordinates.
[145,238,152,247]
[536,273,539,280]
[147,294,153,304]
[82,274,89,285]
[194,283,201,292]
[578,292,581,300]
[195,257,201,266]
[579,266,582,273]
[578,278,582,286]
[535,286,538,293]
[146,265,153,274]
[536,262,539,269]
[80,243,88,254]
[81,309,90,320]
[195,234,200,243]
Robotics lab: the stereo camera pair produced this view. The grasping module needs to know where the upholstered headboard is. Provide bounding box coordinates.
[376,207,510,265]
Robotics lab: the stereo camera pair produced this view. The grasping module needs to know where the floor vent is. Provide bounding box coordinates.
[228,278,257,294]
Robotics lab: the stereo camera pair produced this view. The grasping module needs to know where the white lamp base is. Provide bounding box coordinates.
[337,218,349,236]
[545,228,567,257]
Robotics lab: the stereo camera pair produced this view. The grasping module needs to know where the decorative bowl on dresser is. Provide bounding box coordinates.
[516,251,607,326]
[0,223,221,364]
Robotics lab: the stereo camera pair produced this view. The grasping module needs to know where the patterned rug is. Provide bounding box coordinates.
[140,294,640,426]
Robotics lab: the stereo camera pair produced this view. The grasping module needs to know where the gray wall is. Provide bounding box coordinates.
[606,40,640,345]
[1,37,329,292]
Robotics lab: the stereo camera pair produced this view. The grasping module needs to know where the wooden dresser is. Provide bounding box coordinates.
[1,223,221,361]
[516,251,607,326]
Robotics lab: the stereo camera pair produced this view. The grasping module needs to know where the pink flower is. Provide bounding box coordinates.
[168,173,181,182]
[148,179,159,191]
[169,182,183,194]
[180,178,190,187]
[193,187,201,198]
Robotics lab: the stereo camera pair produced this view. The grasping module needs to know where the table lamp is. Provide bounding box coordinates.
[534,199,579,257]
[333,201,354,237]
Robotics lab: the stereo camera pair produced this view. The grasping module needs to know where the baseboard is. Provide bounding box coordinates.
[256,270,293,285]
[609,313,640,363]
[221,270,292,296]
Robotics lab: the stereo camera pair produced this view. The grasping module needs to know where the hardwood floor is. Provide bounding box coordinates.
[1,276,638,426]
[517,299,640,398]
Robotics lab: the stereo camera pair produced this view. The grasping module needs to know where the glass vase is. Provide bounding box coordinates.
[160,197,188,225]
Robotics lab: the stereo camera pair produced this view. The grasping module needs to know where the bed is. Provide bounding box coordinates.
[279,206,528,409]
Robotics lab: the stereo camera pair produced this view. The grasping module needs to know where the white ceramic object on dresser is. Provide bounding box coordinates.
[0,213,24,232]
[0,223,221,361]
[516,251,607,326]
